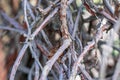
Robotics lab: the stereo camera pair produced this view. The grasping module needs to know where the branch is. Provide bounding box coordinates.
[10,43,29,80]
[72,6,82,39]
[24,0,31,35]
[29,44,43,70]
[37,0,59,15]
[39,0,71,79]
[82,0,117,23]
[0,26,26,35]
[0,11,23,29]
[69,18,109,80]
[103,0,114,15]
[34,62,40,80]
[31,8,58,39]
[39,39,71,80]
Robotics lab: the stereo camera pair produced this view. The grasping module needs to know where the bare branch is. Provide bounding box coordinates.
[39,0,72,79]
[39,39,71,80]
[31,8,59,39]
[0,11,23,29]
[69,19,109,80]
[10,43,29,80]
[103,0,114,15]
[24,0,31,35]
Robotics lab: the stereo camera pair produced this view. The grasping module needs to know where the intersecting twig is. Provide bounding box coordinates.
[103,0,114,15]
[10,43,29,80]
[0,11,23,29]
[72,5,82,39]
[78,64,93,80]
[37,0,59,15]
[5,0,120,80]
[69,19,109,80]
[31,7,59,39]
[39,39,71,80]
[82,0,117,23]
[39,0,71,80]
[29,43,43,70]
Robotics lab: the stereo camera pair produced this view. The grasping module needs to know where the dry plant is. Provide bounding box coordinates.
[0,0,120,80]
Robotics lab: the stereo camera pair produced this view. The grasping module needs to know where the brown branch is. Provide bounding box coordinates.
[59,0,69,39]
[39,0,71,80]
[82,0,117,23]
[99,10,117,23]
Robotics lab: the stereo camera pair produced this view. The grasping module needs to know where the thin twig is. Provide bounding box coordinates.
[103,0,114,15]
[59,66,64,80]
[34,62,40,80]
[31,8,59,39]
[51,70,59,80]
[70,45,93,80]
[10,43,29,80]
[37,0,59,15]
[99,10,117,23]
[39,39,71,80]
[82,0,117,23]
[76,35,83,53]
[41,30,53,48]
[26,2,35,20]
[24,0,31,35]
[37,43,64,75]
[69,19,109,80]
[39,0,72,79]
[0,11,23,29]
[29,43,43,70]
[78,64,93,80]
[28,63,35,80]
[0,26,26,35]
[72,5,82,39]
[67,7,74,35]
